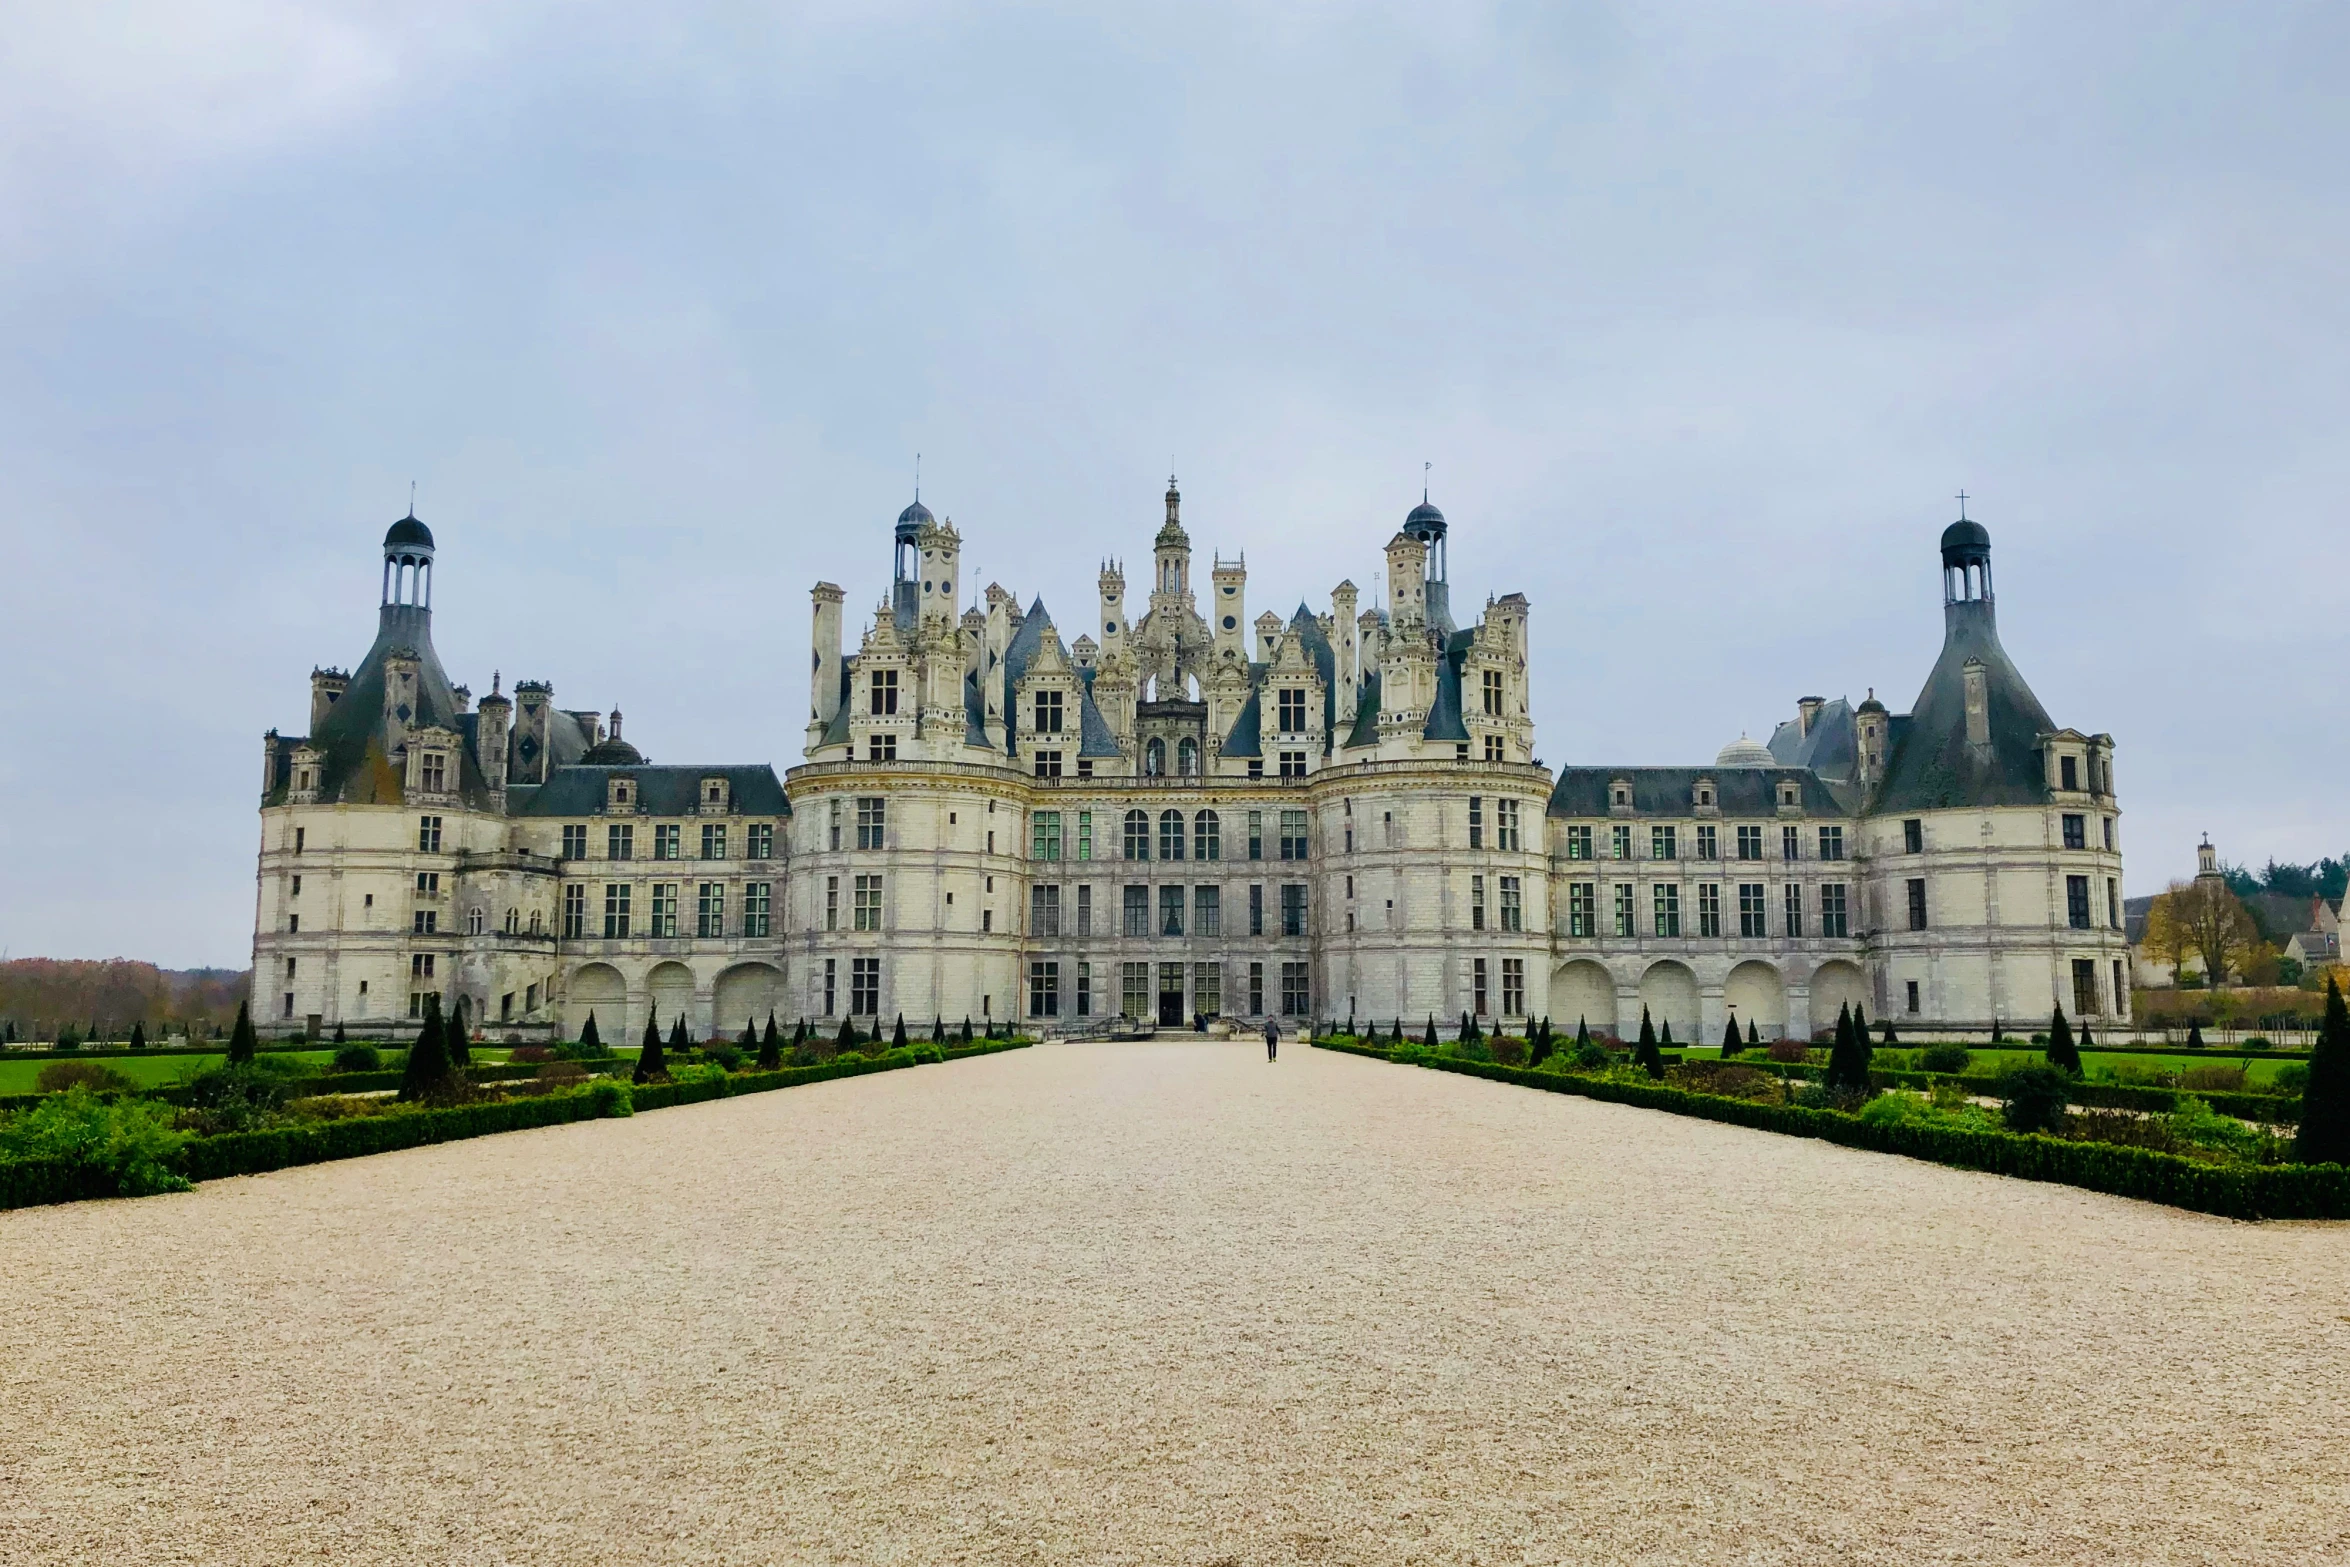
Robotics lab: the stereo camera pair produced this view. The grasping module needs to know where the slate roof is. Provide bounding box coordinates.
[1342,672,1382,749]
[1871,598,2059,813]
[1077,681,1122,758]
[265,602,493,808]
[1767,697,1858,783]
[1422,628,1474,743]
[507,764,790,818]
[1221,681,1264,758]
[1547,766,1852,819]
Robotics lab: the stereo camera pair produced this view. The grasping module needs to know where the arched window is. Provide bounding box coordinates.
[467,907,486,936]
[529,910,544,935]
[1145,737,1166,775]
[1123,809,1151,860]
[1159,809,1186,861]
[504,907,519,935]
[1177,737,1199,775]
[1194,809,1221,861]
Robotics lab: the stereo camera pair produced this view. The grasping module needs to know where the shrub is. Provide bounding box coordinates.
[2177,1063,2248,1093]
[2160,1096,2263,1160]
[36,1061,134,1095]
[226,1000,258,1066]
[635,1013,670,1084]
[2271,1062,2311,1096]
[1633,1008,1664,1080]
[1767,1038,1810,1064]
[2294,977,2350,1165]
[1574,1040,1612,1071]
[1794,1079,1874,1113]
[0,1088,191,1196]
[1490,1035,1528,1067]
[1919,1043,1972,1075]
[578,1012,604,1053]
[1665,1063,1784,1104]
[1998,1064,2072,1135]
[1825,1003,1872,1092]
[534,1062,590,1087]
[758,1014,783,1072]
[586,1078,633,1117]
[1450,1036,1494,1063]
[700,1043,745,1072]
[508,1044,554,1064]
[333,1042,383,1073]
[2243,1036,2272,1051]
[178,1063,298,1134]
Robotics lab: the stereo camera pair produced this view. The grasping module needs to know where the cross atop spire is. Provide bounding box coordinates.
[1955,489,1969,520]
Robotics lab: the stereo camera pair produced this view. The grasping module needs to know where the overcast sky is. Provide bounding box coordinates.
[3,2,2343,968]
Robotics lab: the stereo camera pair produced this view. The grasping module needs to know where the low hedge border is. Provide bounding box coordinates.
[3,1040,1033,1209]
[1714,1058,2300,1124]
[1312,1040,2350,1221]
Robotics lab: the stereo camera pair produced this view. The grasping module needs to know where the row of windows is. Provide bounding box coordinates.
[1468,956,1529,1018]
[1563,881,1852,940]
[818,955,884,1017]
[1466,875,1525,932]
[557,822,773,861]
[1563,823,1843,863]
[560,882,774,940]
[1021,958,1313,1019]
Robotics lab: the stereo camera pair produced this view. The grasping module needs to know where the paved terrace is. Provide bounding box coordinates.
[1,1042,2344,1565]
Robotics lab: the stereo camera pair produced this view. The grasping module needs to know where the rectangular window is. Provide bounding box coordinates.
[745,822,772,860]
[2062,813,2086,850]
[604,823,630,861]
[1076,961,1092,1016]
[410,954,435,979]
[1247,810,1264,860]
[1473,957,1489,1017]
[418,815,443,853]
[420,752,446,793]
[1818,826,1844,862]
[1249,883,1265,937]
[287,914,299,934]
[2114,960,2126,1015]
[1160,811,1186,862]
[1279,750,1307,780]
[1653,883,1681,937]
[1497,798,1520,851]
[851,956,880,1016]
[1031,883,1061,937]
[412,910,437,934]
[1820,883,1848,938]
[2066,874,2092,930]
[825,875,839,931]
[1612,824,1632,860]
[416,871,440,895]
[1483,734,1505,763]
[1696,825,1717,861]
[1033,750,1063,779]
[1499,876,1522,933]
[696,882,726,938]
[1568,883,1597,937]
[409,992,427,1018]
[1032,811,1063,860]
[1903,818,1924,854]
[1193,962,1222,1017]
[1739,883,1767,938]
[823,958,837,1016]
[870,668,898,716]
[649,883,679,937]
[1029,960,1060,1017]
[1278,688,1308,731]
[1613,884,1635,937]
[652,823,679,859]
[1281,883,1307,937]
[602,883,631,939]
[294,827,305,853]
[1248,961,1266,1014]
[828,799,842,852]
[1077,882,1094,936]
[1122,962,1151,1019]
[854,874,882,932]
[701,823,726,860]
[2107,878,2120,930]
[1123,884,1150,938]
[1652,825,1676,861]
[1565,825,1593,861]
[1195,884,1221,937]
[744,881,771,937]
[1471,874,1487,931]
[1160,885,1185,937]
[855,797,886,849]
[1501,958,1525,1017]
[1469,797,1483,849]
[2060,754,2079,792]
[1482,668,1504,717]
[1076,810,1094,861]
[1279,961,1309,1015]
[1783,883,1803,937]
[1907,878,1928,931]
[1697,882,1721,937]
[1737,825,1763,861]
[1125,811,1151,861]
[1906,979,1920,1015]
[1035,689,1064,734]
[1782,825,1801,862]
[562,884,586,938]
[1196,811,1221,861]
[1279,810,1308,861]
[2072,957,2098,1017]
[2103,817,2115,852]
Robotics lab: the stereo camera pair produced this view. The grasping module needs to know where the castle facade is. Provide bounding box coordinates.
[252,483,2129,1042]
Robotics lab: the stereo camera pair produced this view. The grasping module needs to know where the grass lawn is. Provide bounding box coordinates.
[0,1051,342,1094]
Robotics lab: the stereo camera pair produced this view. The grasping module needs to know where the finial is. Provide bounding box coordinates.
[1424,460,1431,503]
[407,479,416,519]
[1955,489,1968,520]
[492,670,501,694]
[915,452,921,502]
[609,707,622,738]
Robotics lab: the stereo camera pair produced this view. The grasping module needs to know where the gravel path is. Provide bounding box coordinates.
[2,1042,2344,1565]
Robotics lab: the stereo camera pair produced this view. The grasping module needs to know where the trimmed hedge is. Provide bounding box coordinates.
[1721,1057,2300,1124]
[1313,1040,2350,1221]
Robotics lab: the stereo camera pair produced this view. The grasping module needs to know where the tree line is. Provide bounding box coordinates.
[0,960,250,1044]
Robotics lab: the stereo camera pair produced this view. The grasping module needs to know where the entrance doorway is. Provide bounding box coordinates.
[1158,962,1186,1027]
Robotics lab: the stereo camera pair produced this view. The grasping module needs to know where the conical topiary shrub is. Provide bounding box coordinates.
[759,1012,782,1070]
[742,1018,758,1052]
[1635,1007,1663,1079]
[580,1011,603,1053]
[227,1000,258,1065]
[330,1021,344,1046]
[2294,976,2350,1166]
[837,1015,858,1053]
[1424,1016,1439,1049]
[635,1012,668,1084]
[1659,1019,1675,1053]
[1460,1012,1481,1045]
[2185,1021,2206,1049]
[1853,1003,1869,1051]
[2078,1022,2095,1053]
[2046,1007,2081,1075]
[893,1014,909,1050]
[1722,1016,1742,1055]
[399,998,452,1102]
[1825,1001,1874,1093]
[962,1017,974,1044]
[1881,1019,1898,1045]
[132,1020,149,1051]
[1746,1019,1759,1047]
[447,996,472,1068]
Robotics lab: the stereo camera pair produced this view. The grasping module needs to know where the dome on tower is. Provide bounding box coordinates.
[1940,518,1989,554]
[1403,497,1446,540]
[1715,733,1775,767]
[895,499,934,541]
[384,513,434,550]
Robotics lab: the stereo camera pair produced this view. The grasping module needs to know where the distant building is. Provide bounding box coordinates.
[252,489,2128,1041]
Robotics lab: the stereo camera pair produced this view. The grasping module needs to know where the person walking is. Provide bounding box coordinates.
[1265,1017,1279,1062]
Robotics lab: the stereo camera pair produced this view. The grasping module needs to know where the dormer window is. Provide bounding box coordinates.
[2059,754,2079,792]
[420,752,447,793]
[1035,690,1064,734]
[1781,784,1798,807]
[702,777,729,812]
[870,668,899,716]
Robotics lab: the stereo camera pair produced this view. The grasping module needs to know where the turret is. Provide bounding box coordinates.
[309,667,348,732]
[1855,688,1888,792]
[916,516,961,626]
[382,649,421,759]
[1151,476,1191,603]
[1254,610,1282,662]
[477,674,511,797]
[1384,530,1429,629]
[511,681,553,784]
[809,581,844,750]
[1098,560,1128,655]
[1330,580,1360,723]
[1211,554,1247,664]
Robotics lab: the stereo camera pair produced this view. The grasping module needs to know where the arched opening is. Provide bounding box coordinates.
[1158,809,1186,861]
[1724,960,1786,1041]
[1177,737,1199,775]
[1811,960,1869,1035]
[647,961,696,1036]
[1637,960,1699,1041]
[714,963,785,1035]
[567,962,625,1041]
[1193,809,1220,860]
[1551,960,1616,1039]
[1145,737,1166,776]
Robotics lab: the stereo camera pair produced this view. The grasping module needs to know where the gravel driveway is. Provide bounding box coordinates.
[2,1041,2343,1565]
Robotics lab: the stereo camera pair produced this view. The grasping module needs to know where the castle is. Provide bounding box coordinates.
[252,481,2130,1042]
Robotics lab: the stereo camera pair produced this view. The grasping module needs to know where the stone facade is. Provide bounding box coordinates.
[252,488,2128,1043]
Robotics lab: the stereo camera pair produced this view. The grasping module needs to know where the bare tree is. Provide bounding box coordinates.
[2141,879,2260,988]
